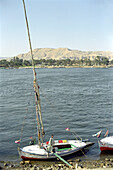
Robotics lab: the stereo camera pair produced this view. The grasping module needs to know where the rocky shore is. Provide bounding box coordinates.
[1,158,113,170]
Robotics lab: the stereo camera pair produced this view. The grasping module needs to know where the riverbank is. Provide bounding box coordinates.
[18,65,113,69]
[1,64,113,69]
[1,158,113,170]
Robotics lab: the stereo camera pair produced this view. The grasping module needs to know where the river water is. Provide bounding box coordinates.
[0,67,113,162]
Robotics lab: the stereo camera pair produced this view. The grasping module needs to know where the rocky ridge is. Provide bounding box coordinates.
[15,48,113,61]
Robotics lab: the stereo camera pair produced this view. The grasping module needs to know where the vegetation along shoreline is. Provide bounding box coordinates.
[0,56,113,69]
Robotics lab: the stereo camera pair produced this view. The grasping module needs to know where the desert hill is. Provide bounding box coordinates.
[15,48,113,61]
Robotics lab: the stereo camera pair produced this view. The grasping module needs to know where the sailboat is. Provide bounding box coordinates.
[18,0,92,161]
[19,139,87,160]
[98,137,113,152]
[98,130,113,152]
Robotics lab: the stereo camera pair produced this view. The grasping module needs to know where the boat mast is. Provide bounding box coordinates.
[22,0,45,147]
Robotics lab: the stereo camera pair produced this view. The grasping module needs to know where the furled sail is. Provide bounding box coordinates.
[22,0,45,147]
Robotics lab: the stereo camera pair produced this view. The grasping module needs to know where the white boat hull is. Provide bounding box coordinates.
[19,140,86,160]
[98,136,113,152]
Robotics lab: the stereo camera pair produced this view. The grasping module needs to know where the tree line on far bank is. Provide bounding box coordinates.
[0,56,113,68]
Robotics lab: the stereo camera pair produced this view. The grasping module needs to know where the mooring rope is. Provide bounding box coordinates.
[18,107,28,147]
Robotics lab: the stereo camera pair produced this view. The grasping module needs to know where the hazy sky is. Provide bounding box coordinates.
[0,0,113,58]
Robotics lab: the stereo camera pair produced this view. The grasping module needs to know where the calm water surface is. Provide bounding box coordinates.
[0,67,113,162]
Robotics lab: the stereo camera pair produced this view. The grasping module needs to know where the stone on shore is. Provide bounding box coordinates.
[2,158,113,170]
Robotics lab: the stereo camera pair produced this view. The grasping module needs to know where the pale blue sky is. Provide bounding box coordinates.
[0,0,113,58]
